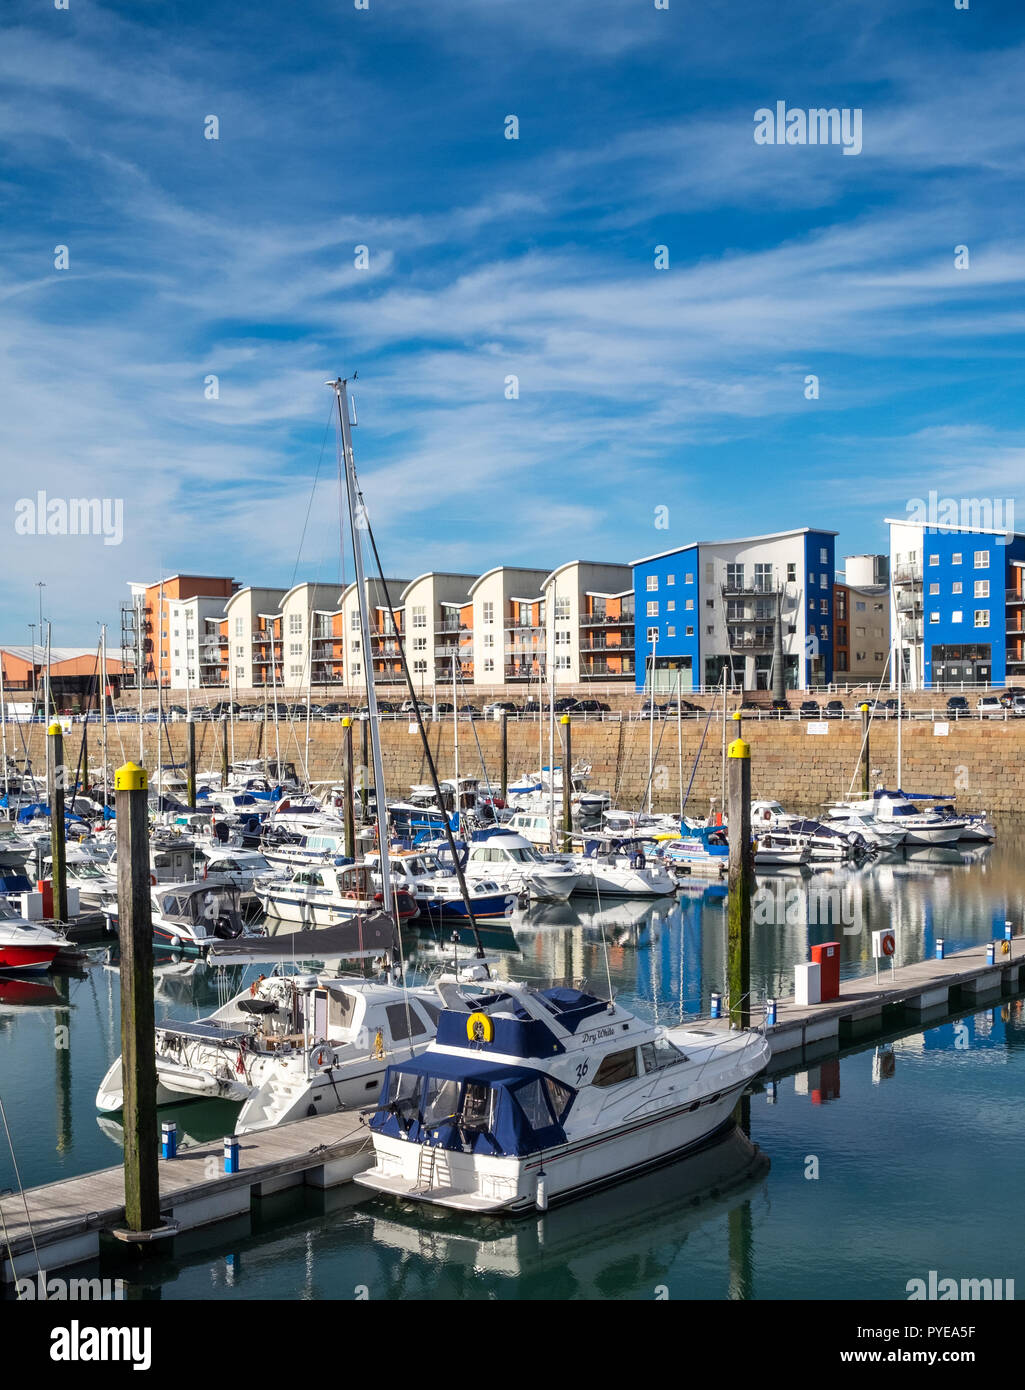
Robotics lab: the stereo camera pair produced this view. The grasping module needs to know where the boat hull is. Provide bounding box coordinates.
[356,1082,752,1213]
[0,944,60,973]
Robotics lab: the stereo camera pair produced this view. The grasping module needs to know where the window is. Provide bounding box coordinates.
[350,610,360,630]
[726,563,745,590]
[351,639,360,653]
[412,637,427,651]
[874,652,885,662]
[855,600,866,612]
[554,596,570,619]
[929,612,940,624]
[386,1002,427,1041]
[666,626,675,637]
[705,562,714,584]
[515,1079,554,1129]
[787,563,796,583]
[413,659,427,674]
[234,617,243,637]
[666,600,675,612]
[820,574,827,589]
[483,658,494,673]
[929,583,939,595]
[686,626,694,636]
[592,1048,639,1088]
[647,601,659,617]
[820,599,829,614]
[423,1076,462,1126]
[288,613,303,635]
[289,664,303,678]
[351,662,361,676]
[951,611,963,624]
[235,645,244,658]
[952,582,962,594]
[411,605,426,629]
[754,562,772,592]
[974,611,990,628]
[483,601,494,623]
[646,627,658,643]
[951,552,962,564]
[685,572,694,585]
[809,573,816,587]
[706,625,714,635]
[235,666,244,679]
[289,642,302,656]
[483,633,494,648]
[706,599,714,608]
[928,554,939,566]
[666,574,675,586]
[974,580,989,598]
[685,598,694,610]
[974,551,989,569]
[543,1077,573,1122]
[641,1039,685,1072]
[646,575,658,591]
[555,654,570,670]
[820,547,828,564]
[554,630,570,645]
[820,625,828,640]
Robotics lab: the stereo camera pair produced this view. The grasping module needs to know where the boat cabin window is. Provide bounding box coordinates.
[384,1069,420,1115]
[328,989,358,1031]
[423,1076,461,1127]
[462,1082,498,1131]
[591,1047,639,1088]
[419,1000,442,1027]
[641,1039,686,1072]
[544,1076,573,1122]
[385,1002,428,1041]
[294,870,325,886]
[515,1079,553,1129]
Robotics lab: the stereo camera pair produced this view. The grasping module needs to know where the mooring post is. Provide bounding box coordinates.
[187,720,197,811]
[47,721,68,924]
[560,714,572,852]
[860,702,870,799]
[727,715,752,1030]
[500,709,508,804]
[360,718,369,823]
[342,716,356,860]
[220,714,229,789]
[115,760,160,1236]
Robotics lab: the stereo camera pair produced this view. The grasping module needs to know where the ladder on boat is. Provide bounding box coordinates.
[414,1144,437,1193]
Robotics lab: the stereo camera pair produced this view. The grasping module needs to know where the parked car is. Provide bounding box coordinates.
[319,701,352,720]
[998,688,1025,708]
[977,696,1004,719]
[823,700,845,719]
[798,701,821,719]
[482,700,519,717]
[1010,696,1025,716]
[571,699,611,715]
[166,704,188,722]
[769,700,792,717]
[946,696,969,717]
[639,699,665,718]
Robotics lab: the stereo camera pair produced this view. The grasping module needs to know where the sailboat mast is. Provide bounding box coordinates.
[0,648,8,802]
[647,631,656,814]
[329,377,394,916]
[100,626,108,806]
[548,589,556,851]
[897,630,903,791]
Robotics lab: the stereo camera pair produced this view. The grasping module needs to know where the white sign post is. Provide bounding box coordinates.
[871,928,896,984]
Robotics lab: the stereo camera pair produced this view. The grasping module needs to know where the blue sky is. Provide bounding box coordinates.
[2,0,1024,645]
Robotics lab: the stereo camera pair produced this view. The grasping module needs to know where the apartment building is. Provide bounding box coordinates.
[122,575,239,689]
[339,578,410,690]
[542,561,634,686]
[833,555,890,683]
[222,586,288,690]
[399,573,476,691]
[468,567,551,686]
[632,528,837,692]
[888,518,1025,688]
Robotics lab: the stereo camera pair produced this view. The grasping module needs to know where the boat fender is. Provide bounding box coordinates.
[535,1171,549,1211]
[316,1049,326,1066]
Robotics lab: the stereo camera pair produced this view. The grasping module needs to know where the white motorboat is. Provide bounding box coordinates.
[258,860,419,927]
[455,831,580,902]
[366,850,516,923]
[753,833,811,867]
[95,972,443,1135]
[568,836,677,898]
[355,976,770,1213]
[103,881,257,953]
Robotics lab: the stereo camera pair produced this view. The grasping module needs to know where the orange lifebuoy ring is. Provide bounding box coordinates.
[881,934,895,957]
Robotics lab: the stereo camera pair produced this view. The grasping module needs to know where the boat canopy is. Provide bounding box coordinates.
[873,789,953,801]
[370,1051,575,1157]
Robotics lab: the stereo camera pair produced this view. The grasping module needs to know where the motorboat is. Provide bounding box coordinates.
[568,835,677,898]
[366,850,516,922]
[355,975,770,1213]
[453,830,580,902]
[663,826,729,878]
[95,971,443,1135]
[258,860,418,927]
[102,881,257,953]
[0,899,67,972]
[753,833,811,867]
[42,843,119,912]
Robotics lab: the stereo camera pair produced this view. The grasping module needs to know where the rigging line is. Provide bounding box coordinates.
[455,663,497,811]
[0,1090,42,1275]
[636,696,673,818]
[843,648,893,802]
[351,473,491,978]
[290,404,336,593]
[681,686,720,821]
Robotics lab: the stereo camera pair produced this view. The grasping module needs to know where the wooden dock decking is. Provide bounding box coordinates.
[1,1109,373,1284]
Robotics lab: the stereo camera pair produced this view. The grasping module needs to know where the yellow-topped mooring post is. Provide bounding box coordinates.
[114,760,160,1241]
[560,714,572,852]
[727,735,753,1030]
[860,702,871,799]
[342,717,356,861]
[46,721,68,925]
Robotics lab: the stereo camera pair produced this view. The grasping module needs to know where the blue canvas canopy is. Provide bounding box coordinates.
[371,1050,574,1157]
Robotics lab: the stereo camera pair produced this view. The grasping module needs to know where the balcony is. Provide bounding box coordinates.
[893,566,922,585]
[580,639,636,654]
[579,614,635,629]
[720,580,778,599]
[580,659,634,677]
[434,619,468,634]
[1006,589,1025,606]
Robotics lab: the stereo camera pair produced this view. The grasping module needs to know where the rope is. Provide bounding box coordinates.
[0,1090,42,1276]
